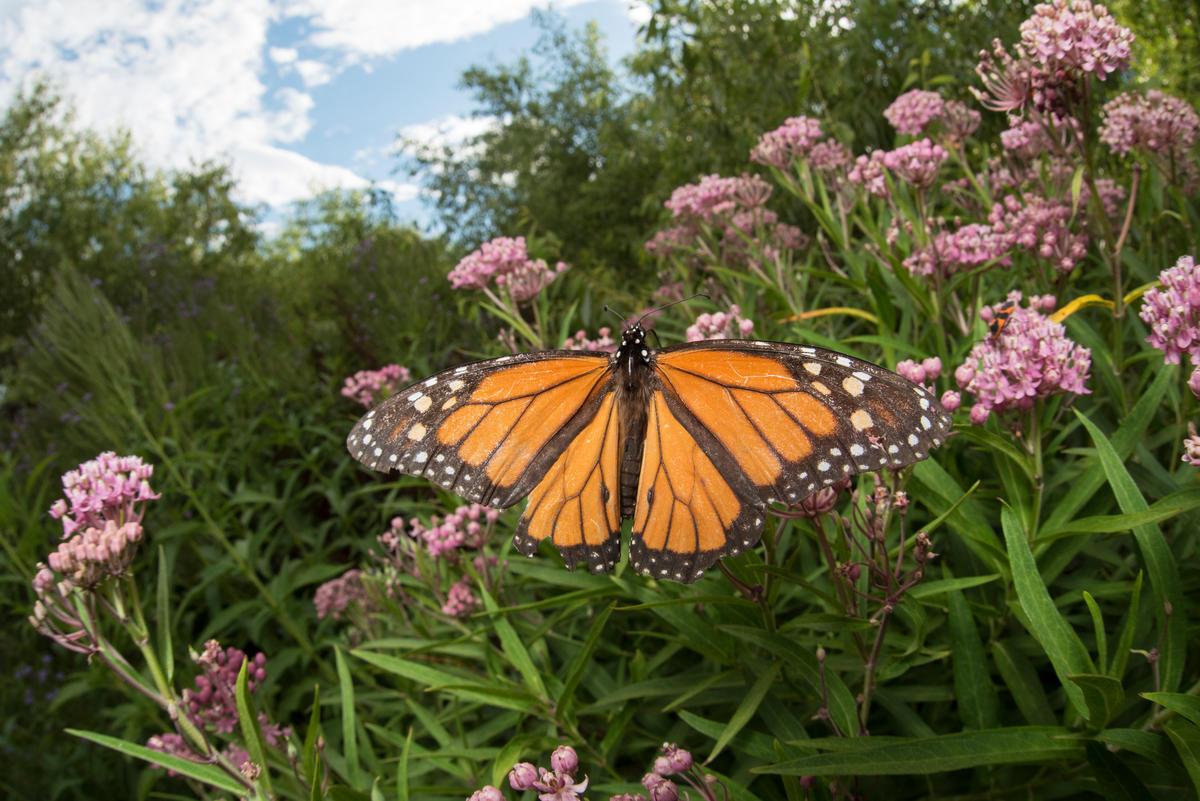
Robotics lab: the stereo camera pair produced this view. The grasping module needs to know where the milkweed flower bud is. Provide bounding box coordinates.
[1183,424,1200,467]
[940,390,962,412]
[551,745,579,774]
[509,762,539,790]
[660,743,693,773]
[468,786,504,801]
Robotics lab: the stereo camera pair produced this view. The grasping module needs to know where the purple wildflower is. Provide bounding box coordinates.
[48,451,159,538]
[441,577,479,618]
[564,327,617,352]
[534,769,589,801]
[1100,90,1200,161]
[884,90,946,136]
[750,116,824,168]
[314,569,371,621]
[941,390,962,412]
[1140,256,1200,365]
[1018,0,1134,80]
[808,139,851,172]
[955,293,1091,423]
[468,787,504,801]
[1190,368,1200,400]
[904,223,1012,277]
[449,237,567,301]
[882,138,948,190]
[186,640,268,735]
[988,194,1088,272]
[941,100,982,142]
[510,762,539,791]
[686,305,755,341]
[1183,424,1200,467]
[341,364,411,408]
[551,745,579,774]
[847,150,889,197]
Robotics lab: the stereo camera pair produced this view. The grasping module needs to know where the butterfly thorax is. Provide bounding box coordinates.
[613,324,654,519]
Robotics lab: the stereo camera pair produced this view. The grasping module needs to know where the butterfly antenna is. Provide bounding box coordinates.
[602,304,627,324]
[636,292,710,326]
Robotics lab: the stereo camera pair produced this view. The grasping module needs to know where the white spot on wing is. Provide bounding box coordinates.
[414,395,433,412]
[842,375,865,397]
[449,379,466,392]
[408,423,427,441]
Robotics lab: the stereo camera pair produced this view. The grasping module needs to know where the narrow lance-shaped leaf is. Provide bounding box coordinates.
[1075,409,1186,692]
[1002,506,1093,719]
[947,587,999,729]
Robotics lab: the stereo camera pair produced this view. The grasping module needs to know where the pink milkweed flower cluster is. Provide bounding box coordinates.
[40,520,144,589]
[314,569,372,620]
[750,115,824,168]
[647,174,804,267]
[807,139,852,172]
[403,503,498,559]
[955,293,1091,424]
[341,364,412,408]
[686,305,754,341]
[441,576,479,618]
[1140,256,1200,367]
[848,150,889,197]
[882,139,948,190]
[449,236,569,302]
[987,194,1088,273]
[185,640,268,735]
[884,90,946,136]
[1019,0,1134,80]
[48,451,159,538]
[975,1,1133,115]
[506,745,589,801]
[903,223,1013,277]
[1100,90,1200,180]
[941,100,982,143]
[564,327,617,352]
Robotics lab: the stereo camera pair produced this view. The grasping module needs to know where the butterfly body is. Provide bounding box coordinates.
[348,325,951,582]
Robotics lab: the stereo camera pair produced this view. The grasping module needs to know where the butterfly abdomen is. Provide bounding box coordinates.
[615,357,654,519]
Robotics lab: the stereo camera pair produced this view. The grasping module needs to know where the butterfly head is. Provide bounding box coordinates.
[616,323,652,365]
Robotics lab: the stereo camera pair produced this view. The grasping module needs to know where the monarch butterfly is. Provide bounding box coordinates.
[988,300,1016,339]
[347,324,951,583]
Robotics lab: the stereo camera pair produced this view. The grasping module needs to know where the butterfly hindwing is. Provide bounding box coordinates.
[346,351,611,509]
[654,340,952,506]
[630,389,764,583]
[512,388,623,573]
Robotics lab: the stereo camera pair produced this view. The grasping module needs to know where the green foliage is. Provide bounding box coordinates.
[3,2,1200,801]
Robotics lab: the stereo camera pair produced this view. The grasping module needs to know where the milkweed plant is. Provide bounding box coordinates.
[19,1,1200,799]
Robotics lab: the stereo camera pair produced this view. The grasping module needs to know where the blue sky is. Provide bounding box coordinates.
[0,0,646,229]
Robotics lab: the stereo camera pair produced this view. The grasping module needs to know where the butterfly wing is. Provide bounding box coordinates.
[653,340,952,507]
[630,388,764,583]
[346,351,612,509]
[628,340,952,581]
[512,387,623,574]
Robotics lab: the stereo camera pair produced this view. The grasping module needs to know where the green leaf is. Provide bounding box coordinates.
[908,574,999,600]
[491,735,534,789]
[1084,740,1150,801]
[1082,592,1108,674]
[302,685,323,797]
[236,659,273,793]
[1075,409,1186,692]
[1042,369,1171,533]
[1003,506,1093,719]
[756,727,1084,776]
[947,588,999,729]
[1111,572,1143,680]
[352,650,536,712]
[1142,693,1200,728]
[155,546,173,684]
[1067,674,1125,729]
[478,585,547,702]
[336,647,360,787]
[396,727,412,801]
[1037,488,1200,541]
[707,662,781,763]
[910,459,1006,571]
[720,625,858,737]
[557,602,614,717]
[1165,720,1200,796]
[67,729,246,794]
[992,641,1056,726]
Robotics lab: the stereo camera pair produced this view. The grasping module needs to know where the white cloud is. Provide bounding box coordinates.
[398,113,499,155]
[280,0,593,60]
[624,1,652,26]
[268,45,298,64]
[0,0,616,213]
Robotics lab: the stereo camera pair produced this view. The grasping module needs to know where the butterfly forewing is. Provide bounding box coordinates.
[346,351,610,508]
[653,340,952,507]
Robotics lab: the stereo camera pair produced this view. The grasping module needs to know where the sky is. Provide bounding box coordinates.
[0,0,648,228]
